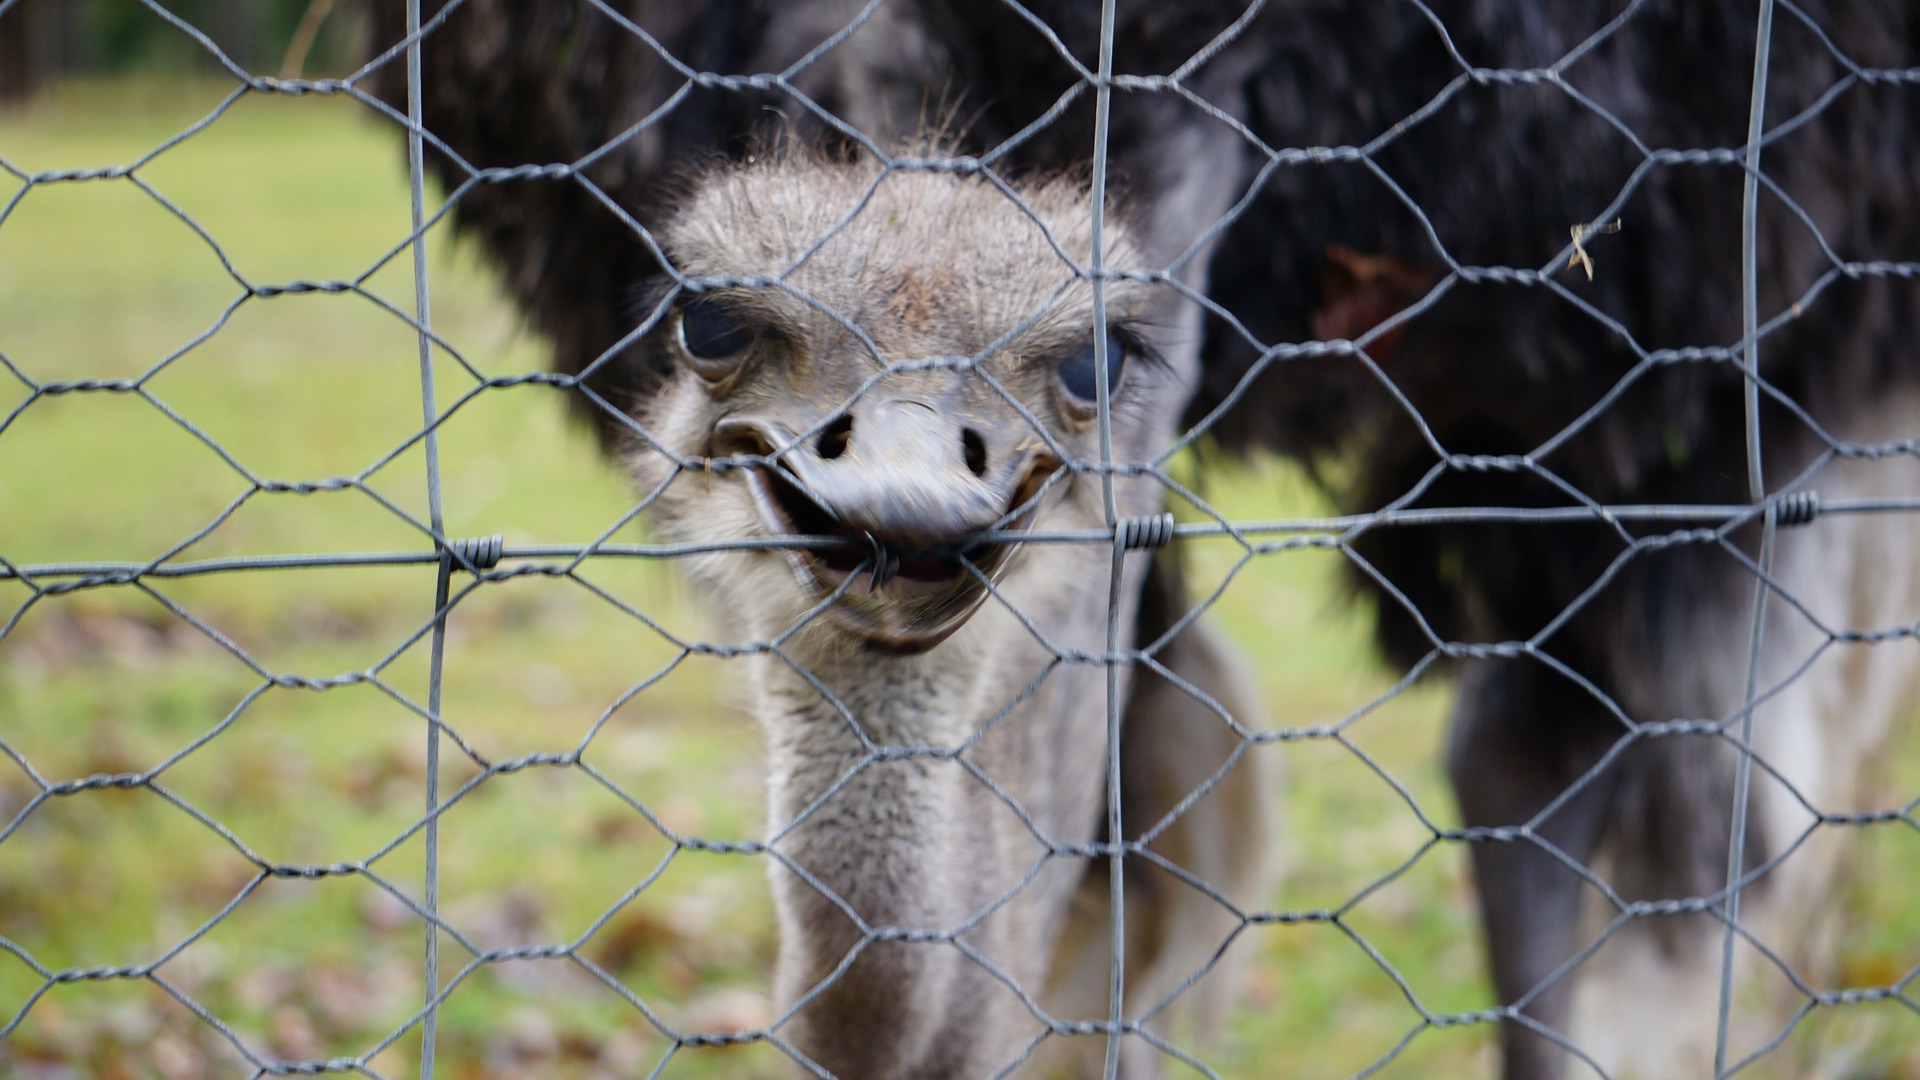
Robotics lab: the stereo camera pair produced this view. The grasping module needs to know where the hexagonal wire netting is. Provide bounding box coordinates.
[2,0,1919,1078]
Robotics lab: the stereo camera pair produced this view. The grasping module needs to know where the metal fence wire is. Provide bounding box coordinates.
[2,0,1919,1078]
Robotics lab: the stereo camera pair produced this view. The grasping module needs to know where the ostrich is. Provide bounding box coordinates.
[372,1,1920,1078]
[622,157,1273,1078]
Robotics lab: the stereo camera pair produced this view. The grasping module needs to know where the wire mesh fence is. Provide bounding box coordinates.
[1,0,1918,1078]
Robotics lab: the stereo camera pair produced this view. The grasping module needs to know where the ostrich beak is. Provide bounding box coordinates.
[712,396,1062,652]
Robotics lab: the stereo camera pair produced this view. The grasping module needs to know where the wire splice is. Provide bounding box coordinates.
[1116,512,1177,550]
[446,534,504,571]
[1775,491,1820,527]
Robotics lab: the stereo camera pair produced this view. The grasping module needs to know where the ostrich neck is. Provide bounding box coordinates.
[758,601,1101,896]
[737,535,1140,1075]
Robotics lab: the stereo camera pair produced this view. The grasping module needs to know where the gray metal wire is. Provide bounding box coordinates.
[400,3,450,1075]
[1717,0,1782,1072]
[0,0,1916,1078]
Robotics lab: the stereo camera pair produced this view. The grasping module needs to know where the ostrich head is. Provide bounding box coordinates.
[626,158,1157,654]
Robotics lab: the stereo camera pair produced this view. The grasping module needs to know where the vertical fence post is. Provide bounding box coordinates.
[1716,0,1778,1074]
[404,1,449,1075]
[1089,1,1125,1075]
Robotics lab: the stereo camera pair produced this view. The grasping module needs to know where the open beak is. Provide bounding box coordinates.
[715,400,1062,652]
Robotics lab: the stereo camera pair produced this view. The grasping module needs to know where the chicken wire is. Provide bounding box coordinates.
[0,0,1917,1078]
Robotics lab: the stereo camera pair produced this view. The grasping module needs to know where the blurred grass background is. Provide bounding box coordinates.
[1,71,1916,1080]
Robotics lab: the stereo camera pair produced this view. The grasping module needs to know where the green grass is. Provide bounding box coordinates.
[2,80,1916,1080]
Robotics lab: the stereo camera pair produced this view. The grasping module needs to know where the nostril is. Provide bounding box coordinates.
[818,414,854,460]
[961,428,988,478]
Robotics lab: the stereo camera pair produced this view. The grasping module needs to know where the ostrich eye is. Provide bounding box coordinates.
[1057,331,1128,411]
[678,296,753,372]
